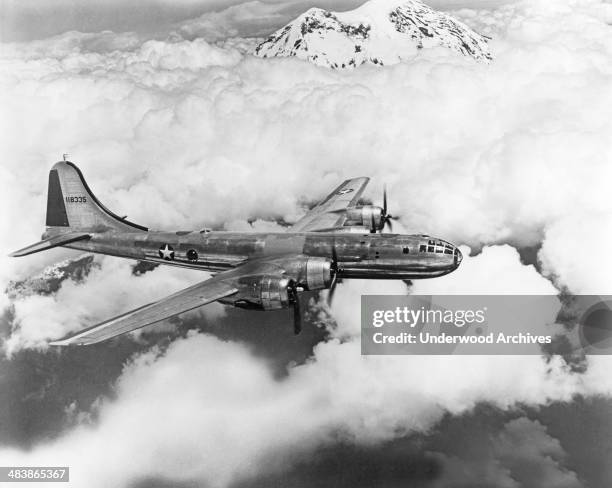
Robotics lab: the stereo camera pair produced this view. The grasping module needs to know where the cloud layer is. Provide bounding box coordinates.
[1,329,610,487]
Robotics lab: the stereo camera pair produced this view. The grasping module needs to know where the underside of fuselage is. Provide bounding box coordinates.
[338,263,458,279]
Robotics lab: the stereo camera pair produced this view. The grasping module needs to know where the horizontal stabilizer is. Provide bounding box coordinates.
[9,232,91,257]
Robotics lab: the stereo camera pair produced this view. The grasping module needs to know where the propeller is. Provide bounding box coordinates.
[370,211,377,234]
[288,280,302,335]
[290,242,342,334]
[379,185,399,233]
[327,240,341,305]
[293,294,301,335]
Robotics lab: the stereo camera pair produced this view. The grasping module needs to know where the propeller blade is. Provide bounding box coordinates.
[383,184,388,216]
[331,239,338,266]
[293,300,302,335]
[379,184,400,233]
[287,280,301,335]
[371,211,377,233]
[328,238,341,305]
[328,272,338,305]
[293,299,301,335]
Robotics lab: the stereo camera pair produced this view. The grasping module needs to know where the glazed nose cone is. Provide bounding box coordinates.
[454,247,463,267]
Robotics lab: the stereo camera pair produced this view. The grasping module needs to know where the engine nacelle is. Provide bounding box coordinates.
[231,258,334,310]
[231,274,292,311]
[345,205,383,231]
[304,257,333,291]
[259,275,291,310]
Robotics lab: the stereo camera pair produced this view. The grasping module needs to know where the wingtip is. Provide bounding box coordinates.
[8,246,35,257]
[8,243,35,258]
[9,246,39,258]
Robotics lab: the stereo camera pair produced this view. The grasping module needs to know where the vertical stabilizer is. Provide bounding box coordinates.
[45,161,147,235]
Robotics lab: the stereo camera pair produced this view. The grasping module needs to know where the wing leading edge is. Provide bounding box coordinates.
[288,177,369,232]
[50,278,238,346]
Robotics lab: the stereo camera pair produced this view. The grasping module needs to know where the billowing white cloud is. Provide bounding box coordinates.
[430,417,582,488]
[539,211,612,294]
[3,256,224,355]
[0,332,610,488]
[412,244,557,294]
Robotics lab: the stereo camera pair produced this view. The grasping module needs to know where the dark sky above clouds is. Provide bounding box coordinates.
[2,0,612,487]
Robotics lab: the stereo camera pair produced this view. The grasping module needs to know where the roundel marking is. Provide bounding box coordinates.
[158,244,175,261]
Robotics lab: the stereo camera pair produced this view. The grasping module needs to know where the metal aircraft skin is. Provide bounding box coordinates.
[10,161,463,345]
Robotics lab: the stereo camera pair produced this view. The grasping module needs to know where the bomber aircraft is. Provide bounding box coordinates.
[10,161,462,345]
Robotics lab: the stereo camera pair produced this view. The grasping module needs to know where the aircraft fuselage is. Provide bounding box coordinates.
[58,230,462,280]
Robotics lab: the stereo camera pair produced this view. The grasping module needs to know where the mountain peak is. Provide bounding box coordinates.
[254,0,492,69]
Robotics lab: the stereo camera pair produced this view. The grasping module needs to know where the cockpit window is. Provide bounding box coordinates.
[402,247,409,254]
[421,241,453,255]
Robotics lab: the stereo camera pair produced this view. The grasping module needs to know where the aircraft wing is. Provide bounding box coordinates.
[288,177,369,232]
[49,277,239,346]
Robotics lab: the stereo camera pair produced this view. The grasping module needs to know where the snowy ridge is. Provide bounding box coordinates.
[255,0,492,68]
[6,255,95,299]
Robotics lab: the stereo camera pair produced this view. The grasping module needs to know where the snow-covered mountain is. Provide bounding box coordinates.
[254,0,492,68]
[6,255,96,300]
[5,257,158,300]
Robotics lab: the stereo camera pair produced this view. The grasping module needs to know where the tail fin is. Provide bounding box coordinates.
[45,161,147,235]
[10,161,147,257]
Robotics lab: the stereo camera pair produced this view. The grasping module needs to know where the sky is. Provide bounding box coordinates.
[1,0,612,487]
[1,0,511,41]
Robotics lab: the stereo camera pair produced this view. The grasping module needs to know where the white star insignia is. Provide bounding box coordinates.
[158,244,175,260]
